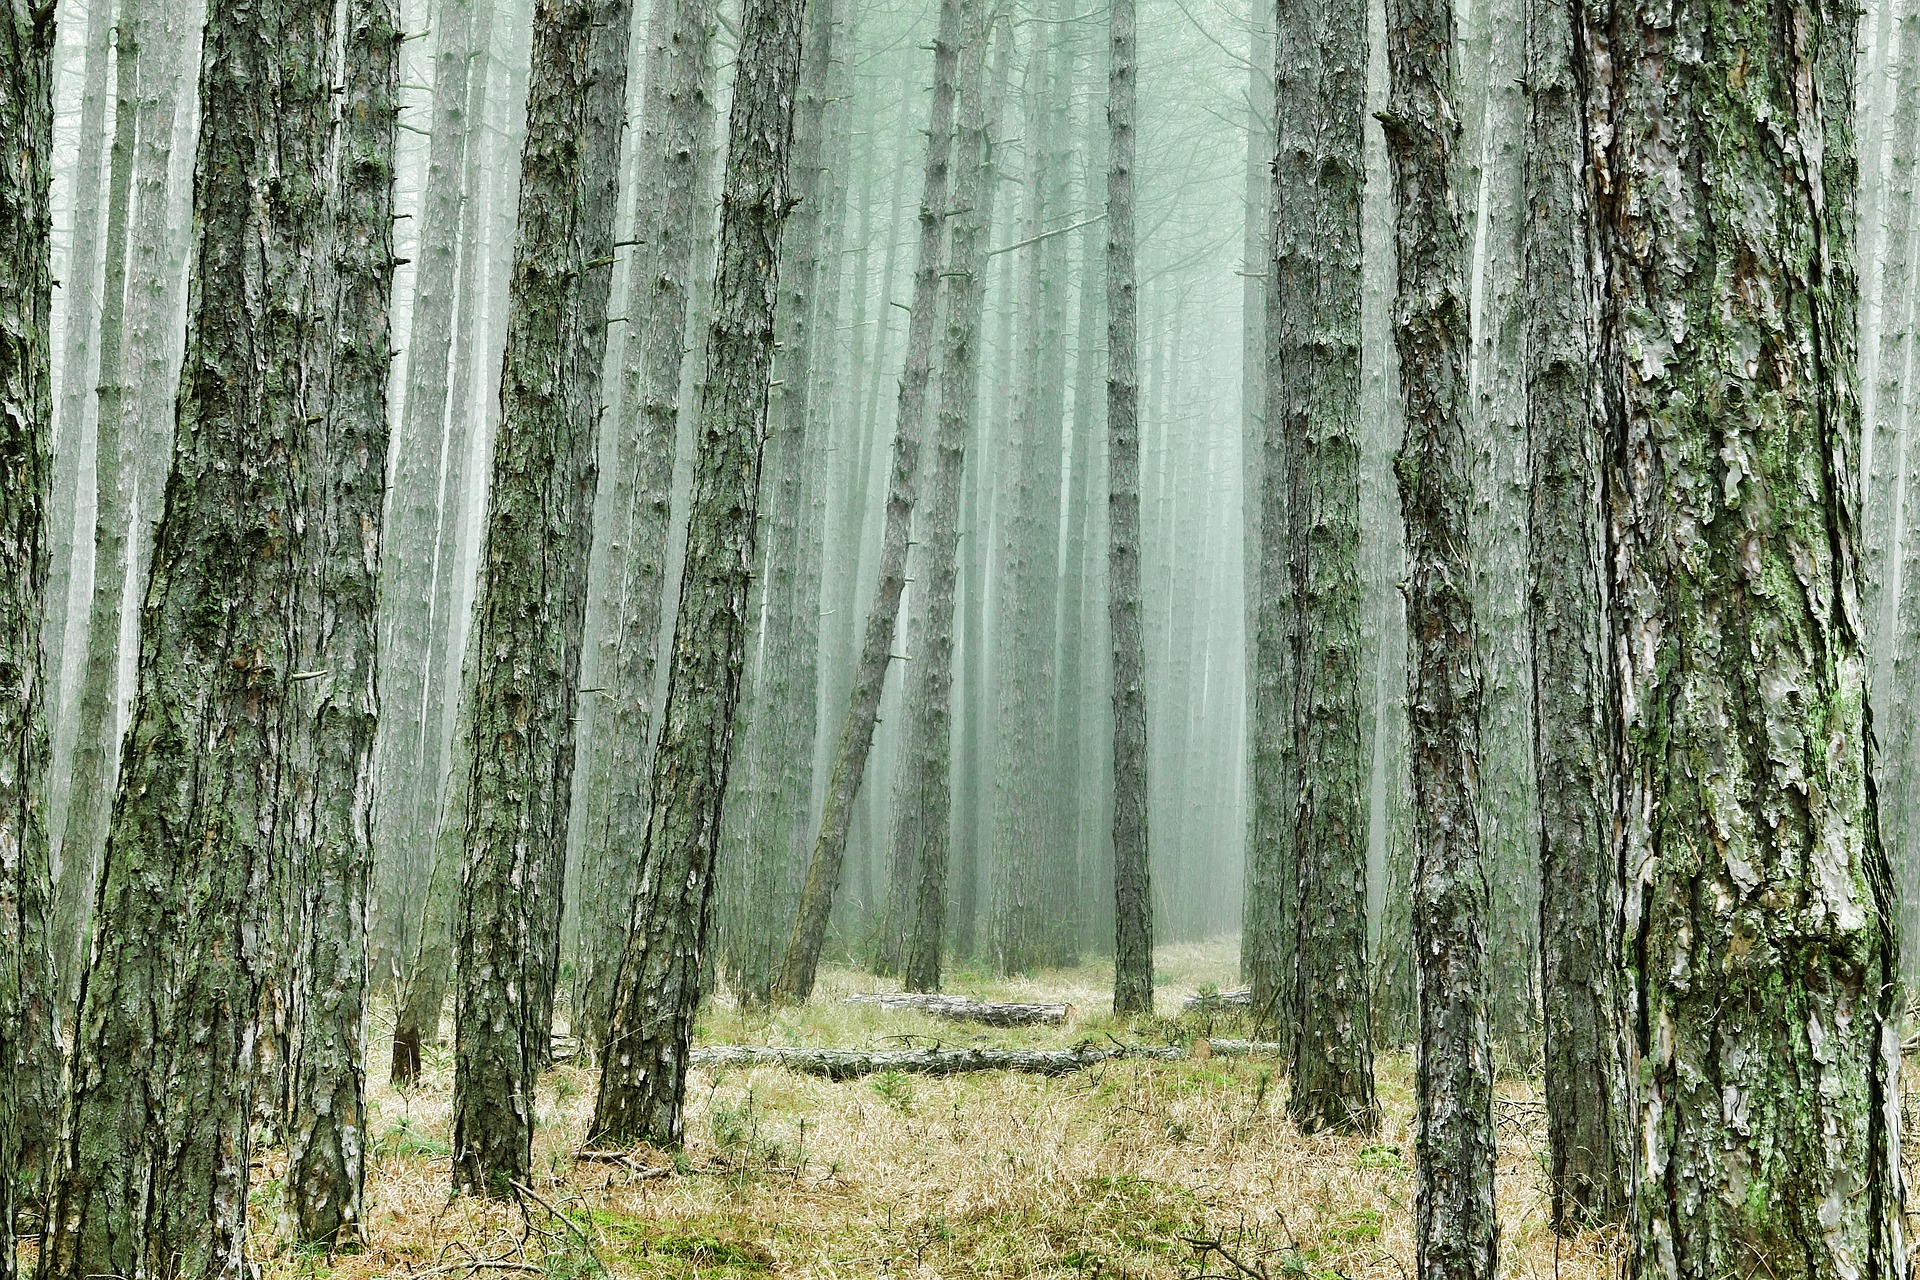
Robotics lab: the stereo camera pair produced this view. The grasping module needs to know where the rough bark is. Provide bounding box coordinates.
[573,0,716,1050]
[1585,0,1905,1266]
[772,0,960,1005]
[1380,0,1497,1272]
[1107,0,1151,1015]
[1,0,57,1252]
[896,0,993,996]
[1275,0,1375,1133]
[284,0,397,1243]
[1521,0,1629,1229]
[36,0,338,1256]
[844,992,1067,1023]
[588,0,808,1145]
[451,0,634,1191]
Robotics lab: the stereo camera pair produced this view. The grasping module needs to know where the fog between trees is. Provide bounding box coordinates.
[0,0,1911,1267]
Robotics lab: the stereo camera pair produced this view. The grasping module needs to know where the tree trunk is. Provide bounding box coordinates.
[1521,0,1628,1229]
[450,0,634,1191]
[284,0,397,1243]
[772,0,961,1005]
[1380,0,1496,1272]
[588,0,809,1144]
[372,0,480,999]
[1275,0,1374,1132]
[1106,0,1151,1015]
[572,0,716,1053]
[1,0,58,1253]
[1586,0,1905,1267]
[896,0,994,996]
[37,0,340,1257]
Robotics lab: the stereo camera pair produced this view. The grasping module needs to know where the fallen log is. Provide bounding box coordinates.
[1181,987,1253,1014]
[689,1039,1287,1080]
[843,992,1071,1025]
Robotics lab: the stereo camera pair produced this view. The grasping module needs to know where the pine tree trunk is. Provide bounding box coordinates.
[588,0,809,1144]
[372,0,480,997]
[897,0,994,995]
[1,0,58,1254]
[284,0,397,1243]
[1275,0,1374,1132]
[772,0,961,1005]
[573,0,715,1053]
[1106,0,1151,1015]
[37,0,340,1257]
[1586,0,1905,1267]
[450,0,634,1191]
[1380,0,1496,1270]
[1521,0,1628,1229]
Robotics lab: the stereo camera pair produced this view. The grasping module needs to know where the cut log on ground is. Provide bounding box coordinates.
[844,993,1071,1025]
[688,1039,1286,1080]
[1182,987,1253,1014]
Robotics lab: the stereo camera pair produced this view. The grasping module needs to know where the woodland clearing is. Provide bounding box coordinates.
[218,940,1655,1280]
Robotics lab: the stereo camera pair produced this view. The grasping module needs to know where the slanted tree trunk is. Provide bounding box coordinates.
[1380,0,1496,1271]
[1586,0,1905,1267]
[1521,0,1628,1229]
[1277,0,1374,1133]
[772,0,962,1005]
[36,0,340,1257]
[588,0,809,1145]
[284,0,397,1243]
[1106,0,1151,1016]
[897,0,994,995]
[1,0,58,1251]
[450,0,633,1193]
[572,0,716,1050]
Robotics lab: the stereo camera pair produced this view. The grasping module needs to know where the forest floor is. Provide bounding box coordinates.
[234,937,1669,1280]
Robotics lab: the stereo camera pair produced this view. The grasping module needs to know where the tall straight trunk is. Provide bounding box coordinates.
[1106,0,1150,1015]
[897,0,993,995]
[1521,0,1628,1229]
[572,0,716,1054]
[1,0,58,1251]
[1240,12,1270,901]
[1586,0,1904,1266]
[373,0,480,998]
[771,0,961,1004]
[450,0,634,1190]
[388,0,506,1082]
[1380,0,1495,1272]
[37,0,341,1255]
[283,0,397,1244]
[588,0,809,1142]
[729,0,837,1000]
[1275,0,1373,1129]
[43,0,114,852]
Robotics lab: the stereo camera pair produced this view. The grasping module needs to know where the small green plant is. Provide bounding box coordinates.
[1356,1142,1402,1171]
[374,1117,451,1160]
[870,1070,915,1113]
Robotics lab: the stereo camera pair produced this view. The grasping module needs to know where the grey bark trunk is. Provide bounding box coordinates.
[37,0,341,1258]
[1521,0,1629,1229]
[896,0,994,995]
[1107,0,1150,1015]
[1275,0,1375,1132]
[572,0,716,1053]
[450,0,633,1191]
[1,0,58,1251]
[1380,0,1497,1272]
[771,0,960,1005]
[1585,0,1905,1267]
[587,0,809,1143]
[284,0,397,1243]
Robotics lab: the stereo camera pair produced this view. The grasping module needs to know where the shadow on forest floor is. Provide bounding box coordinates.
[248,938,1650,1278]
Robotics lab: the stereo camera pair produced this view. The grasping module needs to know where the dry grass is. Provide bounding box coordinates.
[248,938,1635,1280]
